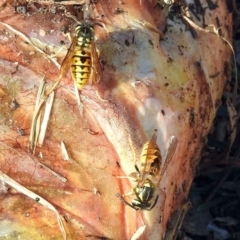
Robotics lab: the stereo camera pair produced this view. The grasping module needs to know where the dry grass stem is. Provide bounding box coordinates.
[0,21,61,69]
[39,162,67,183]
[0,171,66,240]
[38,91,55,145]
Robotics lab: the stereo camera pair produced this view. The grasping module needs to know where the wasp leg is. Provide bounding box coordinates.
[149,195,159,210]
[116,193,139,210]
[117,175,137,180]
[45,79,61,96]
[134,164,141,175]
[129,171,140,180]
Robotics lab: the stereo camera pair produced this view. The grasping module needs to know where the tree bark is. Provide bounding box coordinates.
[0,0,232,239]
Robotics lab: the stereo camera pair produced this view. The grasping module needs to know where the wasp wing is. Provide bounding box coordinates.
[58,36,77,80]
[90,41,102,84]
[157,135,178,184]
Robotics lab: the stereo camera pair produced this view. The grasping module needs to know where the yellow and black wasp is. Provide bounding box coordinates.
[135,132,161,185]
[117,132,177,210]
[60,21,102,90]
[133,132,178,187]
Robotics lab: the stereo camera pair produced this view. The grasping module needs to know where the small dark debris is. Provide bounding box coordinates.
[114,7,124,14]
[206,0,218,10]
[178,45,184,55]
[100,59,107,65]
[61,26,69,35]
[193,0,204,15]
[189,107,196,127]
[63,215,68,222]
[181,16,198,39]
[11,99,20,110]
[17,128,24,136]
[162,24,168,35]
[148,39,154,46]
[132,35,135,44]
[85,235,111,240]
[124,39,130,47]
[215,17,222,37]
[188,3,202,21]
[167,56,173,63]
[169,3,182,17]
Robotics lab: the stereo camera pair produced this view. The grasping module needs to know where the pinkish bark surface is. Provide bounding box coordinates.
[0,0,232,239]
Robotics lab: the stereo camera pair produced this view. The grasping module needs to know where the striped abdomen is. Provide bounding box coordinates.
[71,37,92,90]
[140,133,162,177]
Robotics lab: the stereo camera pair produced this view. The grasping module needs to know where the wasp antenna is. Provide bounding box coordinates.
[93,21,109,34]
[93,22,104,28]
[64,9,80,24]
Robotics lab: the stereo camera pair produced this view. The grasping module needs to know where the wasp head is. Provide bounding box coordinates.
[75,22,94,40]
[134,179,155,204]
